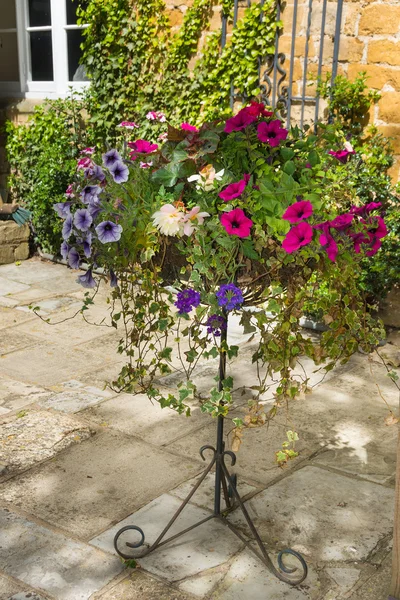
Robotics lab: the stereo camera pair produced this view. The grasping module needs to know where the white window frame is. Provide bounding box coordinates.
[14,0,89,98]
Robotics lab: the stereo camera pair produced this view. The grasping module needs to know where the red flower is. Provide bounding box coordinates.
[282,200,313,224]
[220,208,253,238]
[219,174,250,202]
[257,120,288,147]
[282,222,313,253]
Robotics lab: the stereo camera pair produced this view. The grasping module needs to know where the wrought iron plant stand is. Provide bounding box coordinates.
[113,315,308,586]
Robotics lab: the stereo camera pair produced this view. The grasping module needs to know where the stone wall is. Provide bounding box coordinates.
[0,221,30,265]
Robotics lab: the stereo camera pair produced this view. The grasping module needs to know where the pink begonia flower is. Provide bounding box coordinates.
[77,157,93,170]
[181,122,198,132]
[224,109,258,133]
[328,148,355,164]
[80,147,96,155]
[140,161,153,169]
[257,120,288,147]
[282,222,313,253]
[152,204,184,236]
[128,139,159,159]
[329,214,354,230]
[282,200,313,223]
[319,232,338,261]
[146,111,166,122]
[182,206,210,235]
[219,174,250,202]
[65,184,74,198]
[220,208,253,238]
[363,215,387,239]
[118,121,139,129]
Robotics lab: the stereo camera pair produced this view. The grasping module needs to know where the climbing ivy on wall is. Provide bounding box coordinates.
[77,0,280,142]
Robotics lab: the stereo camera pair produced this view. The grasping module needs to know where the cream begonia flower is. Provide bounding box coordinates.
[187,165,225,191]
[182,206,210,236]
[152,204,184,236]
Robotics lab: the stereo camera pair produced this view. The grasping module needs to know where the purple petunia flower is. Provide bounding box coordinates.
[174,289,201,315]
[206,314,227,336]
[257,120,288,147]
[95,220,123,243]
[62,214,73,241]
[68,247,81,269]
[60,241,70,260]
[74,208,93,232]
[110,269,118,288]
[102,149,121,169]
[54,202,72,219]
[216,284,244,311]
[82,232,92,259]
[77,269,97,289]
[109,160,129,184]
[92,164,106,182]
[81,185,101,204]
[88,200,103,220]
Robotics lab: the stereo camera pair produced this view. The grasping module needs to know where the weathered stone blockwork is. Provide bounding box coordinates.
[0,222,30,265]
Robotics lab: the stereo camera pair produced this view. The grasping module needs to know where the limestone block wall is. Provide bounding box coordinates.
[0,221,30,265]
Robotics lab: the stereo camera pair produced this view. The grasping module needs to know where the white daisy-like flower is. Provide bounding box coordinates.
[152,204,184,236]
[188,165,225,191]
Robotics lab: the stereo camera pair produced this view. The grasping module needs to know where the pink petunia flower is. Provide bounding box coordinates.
[224,109,258,133]
[80,147,96,155]
[181,122,198,133]
[128,139,159,159]
[220,208,253,238]
[77,157,93,170]
[282,222,313,253]
[329,214,354,230]
[219,174,250,202]
[257,120,288,147]
[282,200,313,223]
[65,184,74,198]
[118,121,139,129]
[319,232,338,261]
[328,148,355,164]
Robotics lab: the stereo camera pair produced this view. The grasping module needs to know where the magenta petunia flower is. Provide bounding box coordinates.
[282,200,313,223]
[246,101,273,118]
[319,232,338,261]
[257,120,288,147]
[328,149,355,164]
[363,215,387,239]
[351,202,382,216]
[181,122,198,132]
[282,222,313,253]
[224,109,257,133]
[220,208,253,238]
[350,232,369,254]
[329,214,354,230]
[128,139,159,159]
[366,233,382,256]
[219,175,249,202]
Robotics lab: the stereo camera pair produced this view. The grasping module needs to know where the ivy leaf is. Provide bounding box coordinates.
[242,239,260,260]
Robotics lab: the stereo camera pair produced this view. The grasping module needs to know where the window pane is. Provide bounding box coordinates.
[0,33,19,81]
[28,0,51,27]
[66,0,88,25]
[1,0,17,30]
[30,31,53,80]
[67,29,88,81]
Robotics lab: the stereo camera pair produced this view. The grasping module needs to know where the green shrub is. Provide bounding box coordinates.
[6,92,94,253]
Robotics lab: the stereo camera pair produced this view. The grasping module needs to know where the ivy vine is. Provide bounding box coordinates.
[77,0,280,141]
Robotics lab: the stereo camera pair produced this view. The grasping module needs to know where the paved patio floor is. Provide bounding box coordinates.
[0,257,399,600]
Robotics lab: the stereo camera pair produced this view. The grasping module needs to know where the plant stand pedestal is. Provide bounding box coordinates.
[114,318,308,586]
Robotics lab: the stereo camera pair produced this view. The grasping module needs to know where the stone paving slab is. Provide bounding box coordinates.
[0,574,36,600]
[0,329,42,356]
[0,344,119,387]
[0,307,35,329]
[0,431,201,539]
[93,571,195,600]
[90,493,243,582]
[0,276,30,296]
[0,409,93,479]
[229,466,395,562]
[167,420,324,486]
[312,445,396,484]
[211,549,320,600]
[82,392,210,447]
[38,389,112,414]
[0,377,50,415]
[0,259,68,285]
[346,553,391,600]
[0,508,123,600]
[177,566,229,597]
[14,295,81,315]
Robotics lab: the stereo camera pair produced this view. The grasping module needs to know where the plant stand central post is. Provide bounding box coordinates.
[113,310,308,586]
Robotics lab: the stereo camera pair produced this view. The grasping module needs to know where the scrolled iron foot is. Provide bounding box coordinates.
[275,548,308,585]
[113,525,147,560]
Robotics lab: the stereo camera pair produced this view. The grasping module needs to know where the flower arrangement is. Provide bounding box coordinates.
[54,101,386,460]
